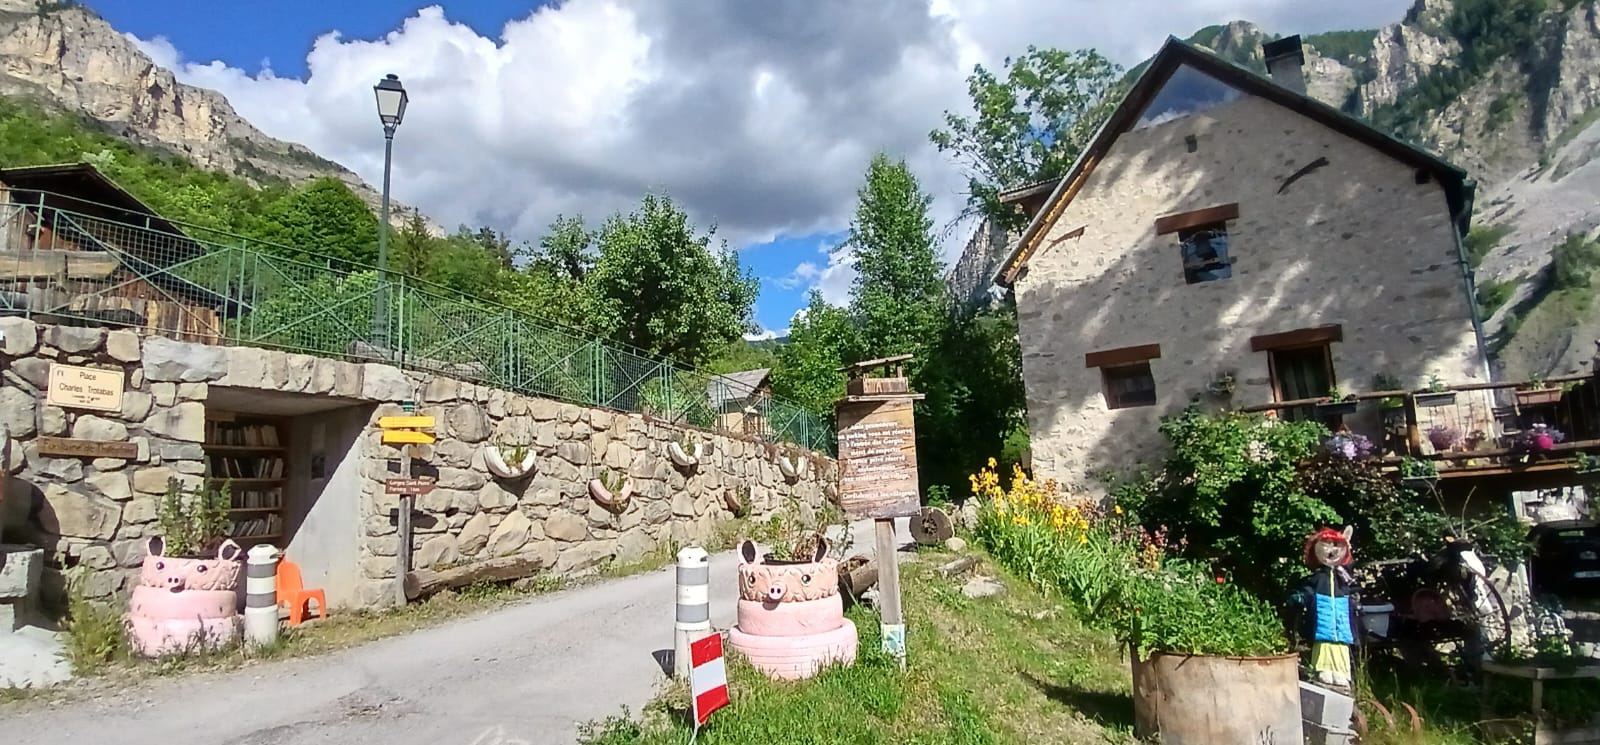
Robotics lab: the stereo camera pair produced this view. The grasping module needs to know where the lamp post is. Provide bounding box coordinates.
[372,73,408,355]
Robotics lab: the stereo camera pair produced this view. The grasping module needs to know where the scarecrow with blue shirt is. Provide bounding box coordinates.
[1289,526,1361,691]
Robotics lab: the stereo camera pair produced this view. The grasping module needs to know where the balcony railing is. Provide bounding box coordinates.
[1239,373,1600,479]
[0,192,835,453]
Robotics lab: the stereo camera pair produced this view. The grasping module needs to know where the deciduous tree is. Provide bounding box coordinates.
[930,47,1121,227]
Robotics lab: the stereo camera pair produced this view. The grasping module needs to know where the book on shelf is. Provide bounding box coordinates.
[208,456,285,480]
[205,422,282,448]
[231,488,283,510]
[229,513,284,538]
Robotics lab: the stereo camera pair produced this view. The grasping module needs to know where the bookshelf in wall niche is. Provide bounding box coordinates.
[203,415,288,546]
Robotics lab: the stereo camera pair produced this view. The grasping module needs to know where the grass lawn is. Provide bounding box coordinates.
[578,548,1138,745]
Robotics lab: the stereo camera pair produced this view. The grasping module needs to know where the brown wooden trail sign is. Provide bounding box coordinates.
[36,436,139,460]
[834,353,925,670]
[384,478,437,496]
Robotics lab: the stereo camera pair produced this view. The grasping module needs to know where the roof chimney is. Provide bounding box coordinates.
[1263,35,1306,95]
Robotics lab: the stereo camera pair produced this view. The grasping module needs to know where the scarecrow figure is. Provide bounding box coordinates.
[1289,526,1360,690]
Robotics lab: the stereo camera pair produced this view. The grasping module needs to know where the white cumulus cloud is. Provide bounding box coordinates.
[129,0,1414,286]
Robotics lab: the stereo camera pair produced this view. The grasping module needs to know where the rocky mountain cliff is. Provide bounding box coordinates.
[951,0,1600,379]
[0,0,408,218]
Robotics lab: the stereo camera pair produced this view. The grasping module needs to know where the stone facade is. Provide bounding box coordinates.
[0,319,836,611]
[1011,92,1487,495]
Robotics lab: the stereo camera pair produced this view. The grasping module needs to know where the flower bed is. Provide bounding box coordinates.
[969,460,1286,660]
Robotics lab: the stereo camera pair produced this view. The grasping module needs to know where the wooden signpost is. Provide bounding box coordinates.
[380,404,435,604]
[834,354,924,669]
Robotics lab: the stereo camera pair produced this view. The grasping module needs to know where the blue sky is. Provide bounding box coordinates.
[86,0,1415,337]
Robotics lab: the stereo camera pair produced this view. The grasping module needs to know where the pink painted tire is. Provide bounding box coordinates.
[728,619,858,681]
[126,615,239,656]
[735,595,845,638]
[128,585,237,620]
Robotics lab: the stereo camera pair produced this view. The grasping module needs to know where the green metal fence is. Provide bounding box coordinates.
[0,190,834,453]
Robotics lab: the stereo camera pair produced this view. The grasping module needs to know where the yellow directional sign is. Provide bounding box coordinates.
[381,429,436,445]
[378,415,436,430]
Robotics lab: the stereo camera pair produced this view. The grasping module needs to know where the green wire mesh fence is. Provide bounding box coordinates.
[0,190,834,453]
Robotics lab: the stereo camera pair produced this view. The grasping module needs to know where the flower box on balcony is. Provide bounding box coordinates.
[1516,388,1562,407]
[1316,399,1359,418]
[1414,391,1457,408]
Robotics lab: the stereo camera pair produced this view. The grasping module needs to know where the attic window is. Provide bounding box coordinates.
[1133,64,1246,130]
[1180,224,1232,284]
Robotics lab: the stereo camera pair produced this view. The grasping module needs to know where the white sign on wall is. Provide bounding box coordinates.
[46,363,125,412]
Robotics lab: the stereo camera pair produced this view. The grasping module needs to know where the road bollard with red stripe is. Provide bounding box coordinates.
[690,631,730,739]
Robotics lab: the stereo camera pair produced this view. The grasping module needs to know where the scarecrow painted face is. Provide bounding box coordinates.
[1304,526,1355,569]
[1313,537,1348,568]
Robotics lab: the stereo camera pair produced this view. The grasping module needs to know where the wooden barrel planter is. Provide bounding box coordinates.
[126,537,244,656]
[727,537,857,680]
[1130,651,1302,745]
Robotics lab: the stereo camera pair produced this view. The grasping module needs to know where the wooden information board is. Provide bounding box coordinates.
[46,363,124,412]
[835,397,921,519]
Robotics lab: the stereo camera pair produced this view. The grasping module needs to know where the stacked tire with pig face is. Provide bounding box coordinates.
[126,537,244,656]
[727,535,858,680]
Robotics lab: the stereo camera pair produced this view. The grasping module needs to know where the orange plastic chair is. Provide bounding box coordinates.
[276,558,326,626]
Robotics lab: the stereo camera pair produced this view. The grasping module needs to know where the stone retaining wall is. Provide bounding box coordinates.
[0,319,837,610]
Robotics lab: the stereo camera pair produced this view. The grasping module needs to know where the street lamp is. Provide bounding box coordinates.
[371,73,408,354]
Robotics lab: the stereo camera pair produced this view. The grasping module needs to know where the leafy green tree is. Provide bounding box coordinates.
[392,208,432,278]
[771,291,861,415]
[915,299,1028,491]
[583,194,758,365]
[535,215,594,281]
[706,338,779,375]
[929,47,1121,227]
[843,154,945,371]
[257,178,379,266]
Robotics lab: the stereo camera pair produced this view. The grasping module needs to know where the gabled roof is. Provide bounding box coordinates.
[707,368,771,408]
[993,37,1476,289]
[0,163,193,240]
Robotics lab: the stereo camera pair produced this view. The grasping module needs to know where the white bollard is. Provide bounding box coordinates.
[244,544,282,647]
[674,545,711,678]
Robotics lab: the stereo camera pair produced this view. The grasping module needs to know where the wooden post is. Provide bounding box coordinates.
[395,443,413,606]
[874,518,905,669]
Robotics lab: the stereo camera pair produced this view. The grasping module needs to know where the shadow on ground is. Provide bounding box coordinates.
[1022,671,1135,731]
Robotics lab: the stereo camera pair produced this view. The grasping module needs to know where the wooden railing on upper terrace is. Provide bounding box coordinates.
[1238,372,1600,479]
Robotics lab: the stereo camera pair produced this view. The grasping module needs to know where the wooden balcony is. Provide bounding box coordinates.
[1239,373,1600,481]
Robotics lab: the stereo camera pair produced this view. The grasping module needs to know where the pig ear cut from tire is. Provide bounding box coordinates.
[216,539,243,562]
[811,533,829,563]
[147,535,166,558]
[740,540,760,564]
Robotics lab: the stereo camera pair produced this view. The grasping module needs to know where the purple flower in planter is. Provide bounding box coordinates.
[1513,424,1566,452]
[1425,424,1460,452]
[1324,432,1375,460]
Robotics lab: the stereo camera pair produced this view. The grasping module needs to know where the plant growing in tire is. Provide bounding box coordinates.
[128,478,244,657]
[726,534,858,680]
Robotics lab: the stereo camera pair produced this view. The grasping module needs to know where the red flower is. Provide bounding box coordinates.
[1215,576,1225,584]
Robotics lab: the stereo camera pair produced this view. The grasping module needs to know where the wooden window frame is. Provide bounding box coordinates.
[1249,324,1343,353]
[1085,343,1161,369]
[1155,203,1240,235]
[1101,360,1158,410]
[1265,343,1336,406]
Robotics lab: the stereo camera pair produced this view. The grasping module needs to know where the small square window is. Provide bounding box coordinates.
[1102,362,1157,409]
[1179,223,1232,284]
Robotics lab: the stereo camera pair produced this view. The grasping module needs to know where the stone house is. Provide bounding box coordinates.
[994,36,1492,494]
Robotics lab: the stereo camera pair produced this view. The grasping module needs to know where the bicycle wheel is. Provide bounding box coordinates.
[1446,566,1511,655]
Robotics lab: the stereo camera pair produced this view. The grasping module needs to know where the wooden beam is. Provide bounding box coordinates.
[1155,203,1240,235]
[1250,324,1344,352]
[403,554,547,601]
[0,249,120,280]
[1085,343,1162,369]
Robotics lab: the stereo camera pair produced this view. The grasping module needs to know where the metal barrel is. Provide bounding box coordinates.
[244,544,282,646]
[674,545,711,678]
